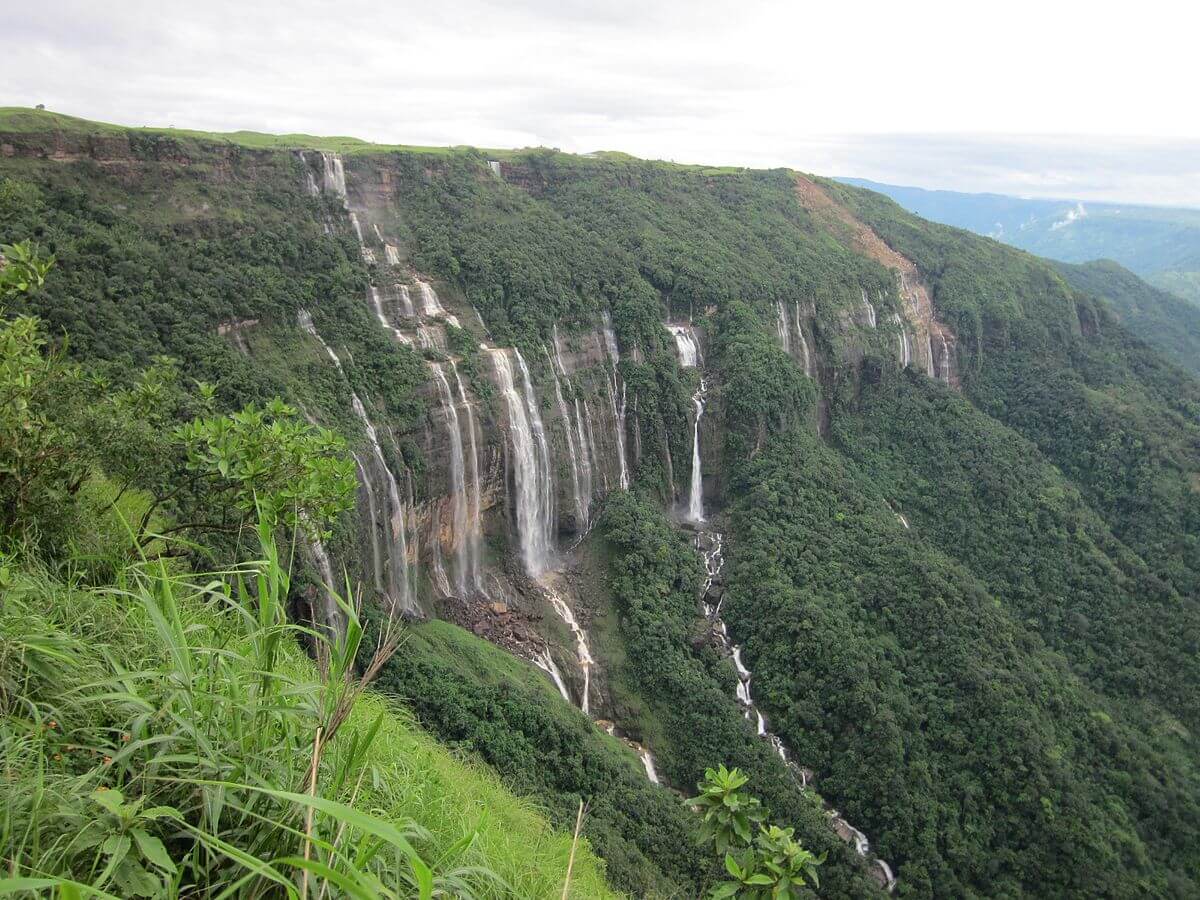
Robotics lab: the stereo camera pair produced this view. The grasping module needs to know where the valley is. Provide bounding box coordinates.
[2,106,1199,897]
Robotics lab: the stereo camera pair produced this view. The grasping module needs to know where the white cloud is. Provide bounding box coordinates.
[1050,202,1088,230]
[4,0,1200,205]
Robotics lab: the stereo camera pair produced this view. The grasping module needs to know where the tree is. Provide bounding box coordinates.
[0,238,354,558]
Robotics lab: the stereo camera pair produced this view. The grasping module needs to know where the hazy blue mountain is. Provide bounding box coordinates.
[841,178,1200,306]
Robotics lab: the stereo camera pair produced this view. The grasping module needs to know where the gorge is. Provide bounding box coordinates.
[3,107,1199,899]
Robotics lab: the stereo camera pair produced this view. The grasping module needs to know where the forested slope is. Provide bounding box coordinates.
[2,109,1198,897]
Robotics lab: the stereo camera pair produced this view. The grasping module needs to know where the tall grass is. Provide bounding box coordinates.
[0,523,615,898]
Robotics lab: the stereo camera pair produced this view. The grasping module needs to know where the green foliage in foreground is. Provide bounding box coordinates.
[688,766,824,899]
[0,529,614,897]
[0,274,354,566]
[0,247,616,897]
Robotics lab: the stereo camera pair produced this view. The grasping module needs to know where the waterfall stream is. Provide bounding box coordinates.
[697,529,896,892]
[532,648,572,702]
[430,363,472,597]
[304,534,340,634]
[687,379,707,523]
[935,331,952,383]
[545,336,590,532]
[490,348,556,576]
[667,324,701,367]
[775,300,792,354]
[891,313,912,367]
[639,747,661,784]
[860,289,878,328]
[320,152,347,199]
[792,304,815,378]
[601,315,631,489]
[299,310,415,614]
[543,580,595,714]
[451,361,484,594]
[369,286,412,344]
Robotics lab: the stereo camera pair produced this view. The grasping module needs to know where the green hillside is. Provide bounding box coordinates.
[841,177,1200,309]
[2,108,1198,898]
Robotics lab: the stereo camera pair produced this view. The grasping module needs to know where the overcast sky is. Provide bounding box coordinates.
[7,0,1199,206]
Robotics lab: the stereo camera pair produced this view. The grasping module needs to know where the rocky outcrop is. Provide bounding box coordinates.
[793,174,958,387]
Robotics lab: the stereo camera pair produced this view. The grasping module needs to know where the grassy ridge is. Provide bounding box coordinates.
[0,534,616,897]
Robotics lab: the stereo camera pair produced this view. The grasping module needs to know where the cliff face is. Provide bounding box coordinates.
[0,121,989,893]
[0,127,284,187]
[0,128,955,728]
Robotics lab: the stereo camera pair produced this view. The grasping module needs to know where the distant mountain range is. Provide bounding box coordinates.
[841,178,1200,307]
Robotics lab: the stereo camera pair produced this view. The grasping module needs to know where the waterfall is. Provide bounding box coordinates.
[348,212,366,245]
[574,397,595,507]
[639,746,661,784]
[490,345,603,714]
[860,289,877,328]
[667,324,701,367]
[581,399,605,491]
[352,394,415,613]
[544,581,595,714]
[936,332,952,383]
[384,244,401,266]
[551,329,594,512]
[775,300,792,354]
[417,326,446,351]
[430,363,472,597]
[532,649,571,702]
[601,313,630,488]
[687,378,708,523]
[451,361,484,593]
[490,348,556,576]
[697,528,896,891]
[395,285,415,318]
[304,534,340,633]
[353,455,385,595]
[320,152,347,200]
[925,333,936,378]
[300,153,320,197]
[418,281,447,317]
[546,333,590,531]
[631,391,642,463]
[299,310,415,613]
[891,313,912,367]
[666,324,704,518]
[369,286,412,344]
[792,304,814,378]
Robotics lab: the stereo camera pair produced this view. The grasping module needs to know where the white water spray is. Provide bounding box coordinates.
[299,310,415,613]
[687,379,708,523]
[490,349,556,576]
[667,324,701,367]
[451,361,484,593]
[430,363,473,597]
[601,313,630,488]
